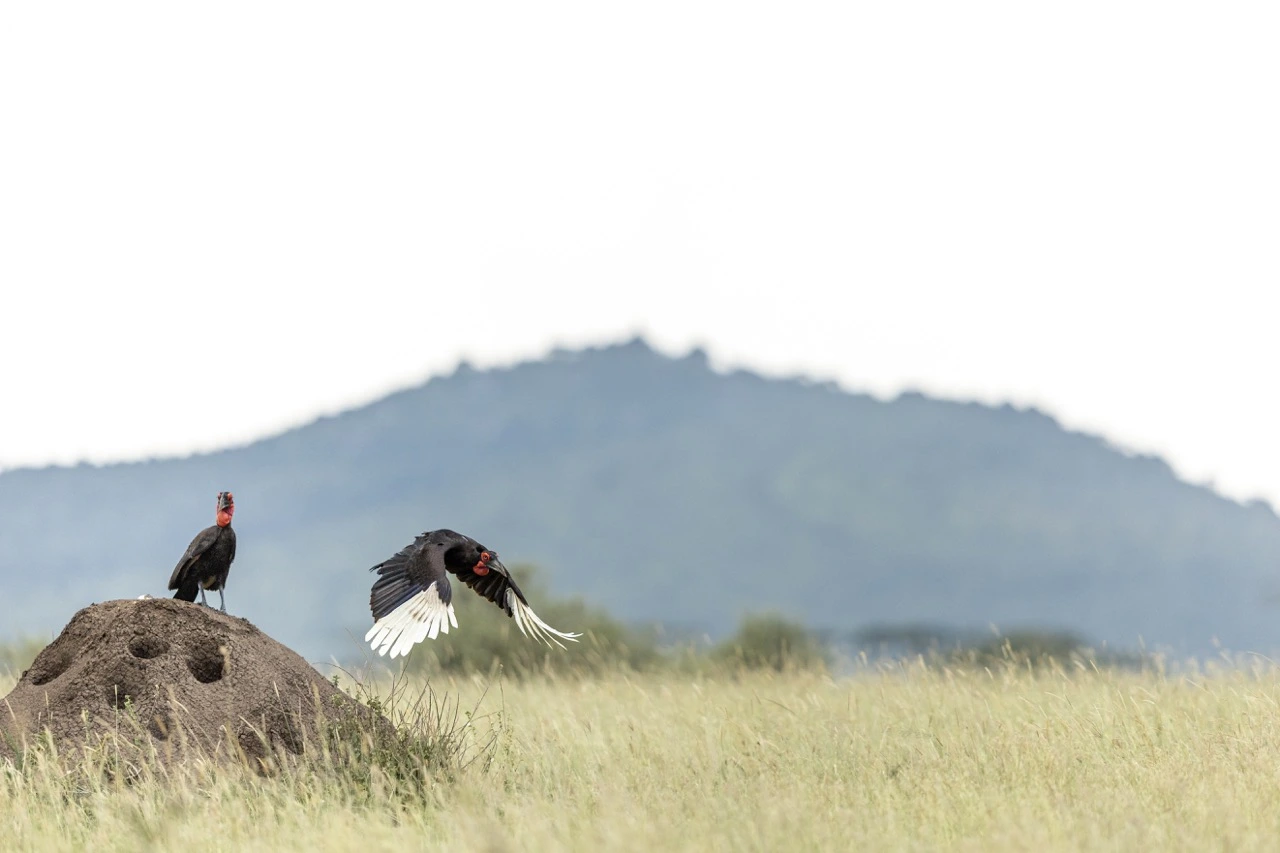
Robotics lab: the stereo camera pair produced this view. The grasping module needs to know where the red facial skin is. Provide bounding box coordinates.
[216,505,235,528]
[473,551,492,576]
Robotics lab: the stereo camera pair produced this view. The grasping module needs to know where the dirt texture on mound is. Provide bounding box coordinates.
[0,598,377,766]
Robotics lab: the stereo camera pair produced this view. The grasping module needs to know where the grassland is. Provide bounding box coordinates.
[5,656,1280,851]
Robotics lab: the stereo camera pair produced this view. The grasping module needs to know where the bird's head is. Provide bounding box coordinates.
[437,530,504,576]
[215,491,235,527]
[471,548,500,577]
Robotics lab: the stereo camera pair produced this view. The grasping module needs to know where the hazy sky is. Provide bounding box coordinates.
[2,2,1278,505]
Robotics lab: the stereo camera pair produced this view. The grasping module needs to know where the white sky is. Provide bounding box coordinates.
[1,2,1278,505]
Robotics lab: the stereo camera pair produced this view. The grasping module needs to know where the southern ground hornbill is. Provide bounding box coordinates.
[168,491,237,611]
[365,529,581,659]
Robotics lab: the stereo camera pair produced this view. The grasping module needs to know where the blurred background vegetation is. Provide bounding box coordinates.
[0,637,46,679]
[0,567,1147,680]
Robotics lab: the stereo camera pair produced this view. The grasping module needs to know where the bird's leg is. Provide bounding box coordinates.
[219,589,226,613]
[200,588,209,607]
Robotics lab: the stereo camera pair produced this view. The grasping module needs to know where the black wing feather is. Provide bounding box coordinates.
[168,525,220,590]
[447,559,581,647]
[449,562,531,618]
[368,535,452,621]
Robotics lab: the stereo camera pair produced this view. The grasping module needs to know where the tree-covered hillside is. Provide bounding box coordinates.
[2,338,1278,660]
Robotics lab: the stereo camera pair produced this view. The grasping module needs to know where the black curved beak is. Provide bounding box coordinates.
[486,555,507,575]
[217,492,234,511]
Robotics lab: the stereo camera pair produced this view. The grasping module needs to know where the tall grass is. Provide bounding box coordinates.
[6,652,1280,850]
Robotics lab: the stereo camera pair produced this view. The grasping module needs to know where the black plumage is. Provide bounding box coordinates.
[168,491,237,612]
[365,528,581,659]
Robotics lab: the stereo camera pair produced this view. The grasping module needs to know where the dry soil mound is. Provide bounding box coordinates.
[1,598,377,766]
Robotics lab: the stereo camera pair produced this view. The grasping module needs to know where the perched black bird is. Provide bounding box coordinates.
[168,491,237,612]
[365,529,581,659]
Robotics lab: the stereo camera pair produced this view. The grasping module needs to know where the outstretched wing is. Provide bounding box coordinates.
[167,526,220,591]
[449,562,583,649]
[364,536,457,659]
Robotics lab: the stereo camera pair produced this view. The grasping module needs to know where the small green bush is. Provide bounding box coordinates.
[711,613,828,672]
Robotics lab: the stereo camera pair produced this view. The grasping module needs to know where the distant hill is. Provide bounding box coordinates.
[3,338,1279,661]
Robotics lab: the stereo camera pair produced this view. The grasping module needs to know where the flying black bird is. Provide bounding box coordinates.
[168,491,237,612]
[365,529,581,659]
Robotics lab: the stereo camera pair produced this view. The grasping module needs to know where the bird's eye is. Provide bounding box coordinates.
[480,551,491,562]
